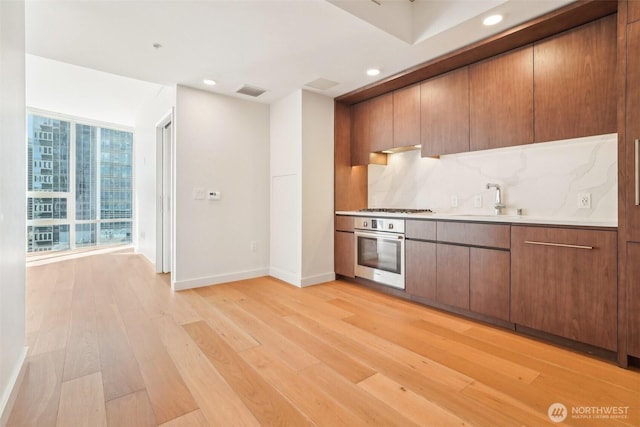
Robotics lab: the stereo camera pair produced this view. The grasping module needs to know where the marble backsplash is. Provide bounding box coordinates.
[368,133,618,221]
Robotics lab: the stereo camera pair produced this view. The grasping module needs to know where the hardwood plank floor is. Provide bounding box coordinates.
[8,251,640,426]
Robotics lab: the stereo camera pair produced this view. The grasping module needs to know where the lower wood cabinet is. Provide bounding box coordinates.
[405,240,436,299]
[628,242,640,357]
[470,248,510,322]
[436,244,470,310]
[511,226,617,351]
[335,231,354,278]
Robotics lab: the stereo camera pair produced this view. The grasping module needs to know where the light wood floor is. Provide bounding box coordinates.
[7,251,640,426]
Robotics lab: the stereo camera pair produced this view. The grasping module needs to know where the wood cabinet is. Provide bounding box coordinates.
[406,240,436,300]
[470,46,533,151]
[625,20,640,241]
[436,243,470,310]
[629,0,640,24]
[511,226,617,351]
[405,220,437,300]
[420,67,469,157]
[470,248,510,322]
[627,242,640,357]
[350,101,369,166]
[335,216,355,278]
[393,85,420,148]
[405,220,510,319]
[534,15,616,143]
[350,94,392,165]
[435,221,510,316]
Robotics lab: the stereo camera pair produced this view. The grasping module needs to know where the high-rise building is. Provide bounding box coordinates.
[26,114,133,252]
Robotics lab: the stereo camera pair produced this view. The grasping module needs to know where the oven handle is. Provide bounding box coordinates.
[354,230,405,240]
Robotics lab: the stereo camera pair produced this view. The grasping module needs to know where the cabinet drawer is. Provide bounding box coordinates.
[406,220,436,240]
[437,221,510,249]
[511,225,617,350]
[335,215,354,232]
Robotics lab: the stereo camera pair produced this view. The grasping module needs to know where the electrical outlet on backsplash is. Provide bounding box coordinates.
[368,133,618,220]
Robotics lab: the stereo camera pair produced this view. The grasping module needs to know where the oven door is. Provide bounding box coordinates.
[354,230,405,289]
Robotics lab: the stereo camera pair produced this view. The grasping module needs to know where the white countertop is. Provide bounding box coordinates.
[335,211,617,228]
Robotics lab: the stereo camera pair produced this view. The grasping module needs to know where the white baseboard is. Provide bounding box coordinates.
[269,268,335,288]
[300,272,335,287]
[269,267,301,287]
[173,268,270,291]
[0,347,27,427]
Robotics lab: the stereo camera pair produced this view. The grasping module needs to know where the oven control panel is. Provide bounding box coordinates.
[354,217,405,233]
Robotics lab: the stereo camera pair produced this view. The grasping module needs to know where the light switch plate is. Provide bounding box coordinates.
[208,191,221,200]
[473,195,482,208]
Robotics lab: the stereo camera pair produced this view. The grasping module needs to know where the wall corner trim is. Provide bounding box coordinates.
[0,347,28,427]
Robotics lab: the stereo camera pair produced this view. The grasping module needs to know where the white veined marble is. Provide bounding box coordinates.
[368,133,618,221]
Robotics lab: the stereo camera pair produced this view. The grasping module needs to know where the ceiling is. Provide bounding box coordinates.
[25,0,575,105]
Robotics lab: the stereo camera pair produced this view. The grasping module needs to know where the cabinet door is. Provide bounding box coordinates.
[626,21,640,241]
[406,240,436,300]
[436,244,469,310]
[351,101,370,166]
[421,67,470,156]
[534,15,616,143]
[368,93,394,153]
[628,242,640,356]
[393,85,420,148]
[630,0,640,24]
[470,46,533,151]
[511,226,617,350]
[470,248,510,321]
[335,231,354,278]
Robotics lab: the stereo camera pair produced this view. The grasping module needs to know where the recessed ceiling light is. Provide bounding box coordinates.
[367,68,381,76]
[483,14,503,26]
[203,79,216,86]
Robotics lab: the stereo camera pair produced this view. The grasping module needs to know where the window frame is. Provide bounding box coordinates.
[26,108,136,253]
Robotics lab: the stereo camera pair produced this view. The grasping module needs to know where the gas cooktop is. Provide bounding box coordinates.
[358,208,433,214]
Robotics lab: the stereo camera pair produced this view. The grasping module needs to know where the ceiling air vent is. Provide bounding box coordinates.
[236,85,267,97]
[304,78,340,91]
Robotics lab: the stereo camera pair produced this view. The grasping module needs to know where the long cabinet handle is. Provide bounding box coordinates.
[524,240,593,250]
[636,139,639,206]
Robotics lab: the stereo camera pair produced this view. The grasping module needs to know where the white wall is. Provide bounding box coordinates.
[270,91,302,284]
[300,90,334,284]
[134,86,176,265]
[0,0,27,423]
[270,90,335,287]
[174,85,270,290]
[26,55,162,127]
[370,133,618,221]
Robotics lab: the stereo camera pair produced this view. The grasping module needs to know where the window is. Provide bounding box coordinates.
[26,113,133,253]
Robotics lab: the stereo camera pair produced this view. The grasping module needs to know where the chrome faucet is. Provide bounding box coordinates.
[486,183,506,215]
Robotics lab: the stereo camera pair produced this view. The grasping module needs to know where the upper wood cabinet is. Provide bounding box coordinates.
[420,67,470,157]
[350,101,370,166]
[511,226,617,351]
[470,46,534,152]
[534,15,616,143]
[393,85,420,148]
[350,94,393,165]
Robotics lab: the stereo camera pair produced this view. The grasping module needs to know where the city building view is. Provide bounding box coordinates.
[26,114,133,252]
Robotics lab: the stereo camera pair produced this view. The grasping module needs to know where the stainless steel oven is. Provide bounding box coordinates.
[354,217,405,289]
